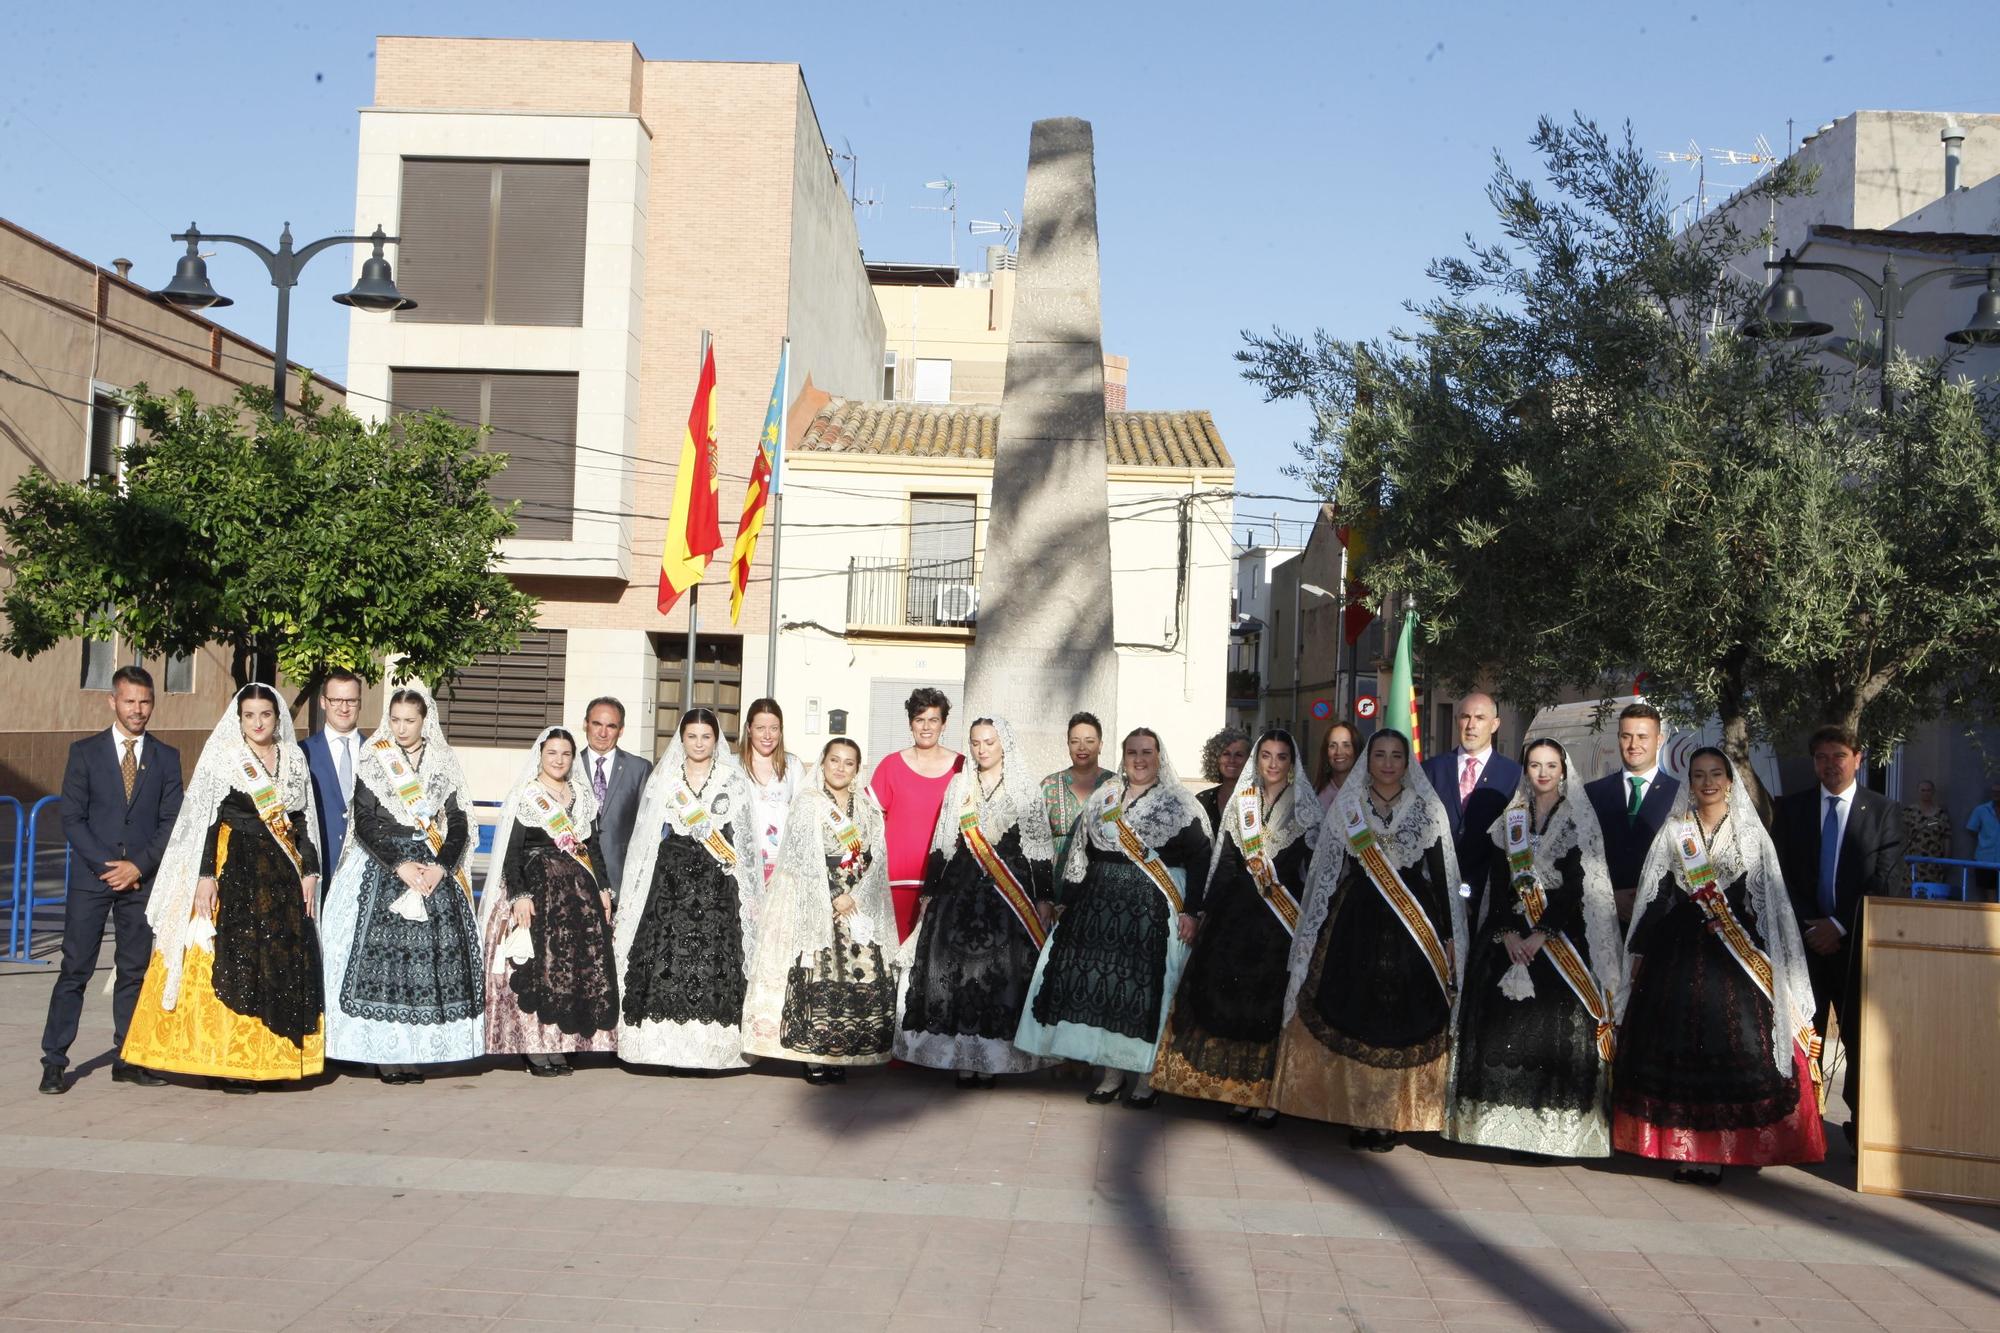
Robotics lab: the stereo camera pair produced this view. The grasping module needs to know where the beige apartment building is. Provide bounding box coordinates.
[343,37,886,792]
[0,219,353,800]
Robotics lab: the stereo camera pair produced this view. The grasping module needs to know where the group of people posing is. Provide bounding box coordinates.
[44,670,1895,1186]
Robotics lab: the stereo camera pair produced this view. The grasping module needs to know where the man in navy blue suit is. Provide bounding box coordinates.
[301,668,365,887]
[39,666,184,1094]
[1419,692,1521,901]
[1582,702,1681,927]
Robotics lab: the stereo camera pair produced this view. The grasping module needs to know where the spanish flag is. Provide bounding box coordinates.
[659,345,723,615]
[729,342,788,623]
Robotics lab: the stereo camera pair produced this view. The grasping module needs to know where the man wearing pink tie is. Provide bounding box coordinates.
[1419,692,1521,911]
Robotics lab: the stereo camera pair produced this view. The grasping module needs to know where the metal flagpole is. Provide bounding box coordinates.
[764,336,790,700]
[683,329,709,719]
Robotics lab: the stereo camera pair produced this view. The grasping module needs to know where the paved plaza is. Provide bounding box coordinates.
[2,950,1996,1332]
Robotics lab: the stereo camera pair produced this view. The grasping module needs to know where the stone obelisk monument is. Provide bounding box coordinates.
[963,118,1119,780]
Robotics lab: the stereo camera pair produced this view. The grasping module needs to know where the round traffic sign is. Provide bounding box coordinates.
[1310,698,1332,720]
[1355,694,1379,720]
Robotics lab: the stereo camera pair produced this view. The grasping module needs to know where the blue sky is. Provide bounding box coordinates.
[4,1,1990,544]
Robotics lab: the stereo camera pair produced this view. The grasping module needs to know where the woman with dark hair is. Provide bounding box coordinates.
[319,682,482,1083]
[740,698,802,884]
[1196,728,1252,833]
[1154,728,1319,1124]
[1316,721,1361,811]
[1041,712,1114,869]
[123,685,324,1090]
[1612,747,1825,1183]
[1016,727,1212,1107]
[480,725,619,1074]
[744,738,898,1080]
[868,686,964,941]
[1274,729,1465,1150]
[614,708,762,1069]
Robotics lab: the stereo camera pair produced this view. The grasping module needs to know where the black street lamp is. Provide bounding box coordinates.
[157,223,416,419]
[1741,248,2000,413]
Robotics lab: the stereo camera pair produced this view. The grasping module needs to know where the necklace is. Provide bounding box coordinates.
[978,770,1004,800]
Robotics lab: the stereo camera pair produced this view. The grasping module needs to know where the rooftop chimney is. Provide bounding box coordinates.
[111,258,133,280]
[1943,120,1967,194]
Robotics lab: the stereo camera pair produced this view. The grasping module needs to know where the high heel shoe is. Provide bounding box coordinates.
[1086,1080,1125,1105]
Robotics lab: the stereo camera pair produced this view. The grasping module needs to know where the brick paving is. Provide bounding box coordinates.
[2,950,1996,1331]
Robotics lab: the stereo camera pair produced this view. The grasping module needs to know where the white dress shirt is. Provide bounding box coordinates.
[111,724,146,769]
[587,748,617,791]
[325,727,361,804]
[1620,764,1661,808]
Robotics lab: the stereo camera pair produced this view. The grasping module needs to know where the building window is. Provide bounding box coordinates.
[396,158,589,326]
[88,388,132,480]
[79,637,115,691]
[163,651,194,695]
[653,634,743,757]
[912,357,953,403]
[392,369,579,540]
[438,629,568,748]
[882,350,898,400]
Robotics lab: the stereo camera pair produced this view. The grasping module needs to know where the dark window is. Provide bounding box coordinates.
[396,158,589,326]
[163,651,194,694]
[80,637,115,691]
[653,634,743,758]
[438,630,568,748]
[392,369,578,540]
[88,391,123,479]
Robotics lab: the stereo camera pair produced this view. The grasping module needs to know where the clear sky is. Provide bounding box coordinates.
[4,1,1990,546]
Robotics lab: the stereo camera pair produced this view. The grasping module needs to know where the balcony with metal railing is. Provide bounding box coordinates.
[846,557,979,637]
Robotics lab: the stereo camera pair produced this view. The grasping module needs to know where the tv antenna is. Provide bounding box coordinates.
[1660,137,1780,228]
[915,177,958,269]
[968,209,1018,252]
[829,138,879,218]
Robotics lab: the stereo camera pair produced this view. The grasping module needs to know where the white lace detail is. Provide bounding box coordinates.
[477,727,602,940]
[1202,727,1324,900]
[1445,1096,1611,1158]
[927,717,1056,865]
[1060,739,1207,885]
[613,742,763,975]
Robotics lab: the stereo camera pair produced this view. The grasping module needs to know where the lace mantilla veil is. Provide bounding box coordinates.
[926,716,1056,867]
[477,725,602,938]
[1202,727,1323,899]
[1060,733,1208,886]
[1622,754,1816,1078]
[1283,735,1466,1027]
[344,680,473,886]
[144,685,319,1011]
[611,733,761,971]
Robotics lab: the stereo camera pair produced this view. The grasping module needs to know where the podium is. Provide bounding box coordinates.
[1857,898,2000,1206]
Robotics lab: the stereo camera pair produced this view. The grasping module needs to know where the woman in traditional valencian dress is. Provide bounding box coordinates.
[1016,728,1212,1108]
[744,738,898,1082]
[740,698,802,885]
[615,708,762,1069]
[1612,747,1825,1183]
[869,687,965,942]
[1274,729,1465,1150]
[1444,740,1622,1157]
[897,717,1056,1086]
[1153,728,1319,1125]
[480,726,619,1075]
[124,685,324,1091]
[1041,712,1114,870]
[319,684,483,1083]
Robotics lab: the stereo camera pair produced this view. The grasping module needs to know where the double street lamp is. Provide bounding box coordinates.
[1741,247,2000,411]
[157,222,416,419]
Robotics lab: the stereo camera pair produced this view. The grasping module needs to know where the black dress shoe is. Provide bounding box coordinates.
[213,1078,258,1095]
[1123,1089,1160,1110]
[1227,1104,1255,1122]
[1085,1084,1124,1105]
[112,1064,166,1087]
[38,1066,66,1096]
[525,1059,563,1078]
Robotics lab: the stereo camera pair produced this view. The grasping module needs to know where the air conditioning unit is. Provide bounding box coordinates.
[933,584,979,625]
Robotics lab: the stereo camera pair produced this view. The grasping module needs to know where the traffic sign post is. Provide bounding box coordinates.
[1355,694,1379,720]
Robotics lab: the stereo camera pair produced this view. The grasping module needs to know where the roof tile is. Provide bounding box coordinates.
[800,398,1232,470]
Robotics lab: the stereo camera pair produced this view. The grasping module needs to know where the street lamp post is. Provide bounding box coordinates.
[1291,578,1335,733]
[156,222,416,419]
[1741,249,2000,411]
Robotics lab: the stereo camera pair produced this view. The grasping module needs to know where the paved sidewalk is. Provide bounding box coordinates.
[2,952,1995,1331]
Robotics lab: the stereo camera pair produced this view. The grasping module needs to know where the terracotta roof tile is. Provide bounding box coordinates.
[799,398,1232,470]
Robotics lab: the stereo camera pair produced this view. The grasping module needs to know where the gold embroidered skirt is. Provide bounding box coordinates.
[1270,1014,1446,1131]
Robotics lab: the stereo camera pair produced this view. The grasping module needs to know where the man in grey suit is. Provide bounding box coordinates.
[580,697,648,893]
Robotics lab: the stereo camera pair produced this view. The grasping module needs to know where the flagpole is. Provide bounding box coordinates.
[764,335,789,700]
[684,328,709,720]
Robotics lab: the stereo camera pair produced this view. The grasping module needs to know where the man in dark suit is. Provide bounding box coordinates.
[580,697,648,892]
[1419,692,1522,899]
[1583,702,1682,927]
[300,668,366,887]
[1774,724,1904,1130]
[40,666,184,1093]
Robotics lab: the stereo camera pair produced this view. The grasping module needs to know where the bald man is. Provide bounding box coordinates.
[1419,692,1521,899]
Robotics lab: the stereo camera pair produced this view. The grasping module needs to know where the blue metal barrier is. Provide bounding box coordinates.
[2,797,24,961]
[1907,855,1998,902]
[7,796,66,965]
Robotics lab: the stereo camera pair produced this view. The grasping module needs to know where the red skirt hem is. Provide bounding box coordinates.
[891,885,922,943]
[1613,1050,1826,1166]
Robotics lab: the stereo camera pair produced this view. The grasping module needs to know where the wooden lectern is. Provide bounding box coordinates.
[1857,898,2000,1206]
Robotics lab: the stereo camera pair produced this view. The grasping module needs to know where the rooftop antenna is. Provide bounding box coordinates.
[829,138,880,219]
[968,208,1018,251]
[916,178,958,269]
[1661,137,1780,229]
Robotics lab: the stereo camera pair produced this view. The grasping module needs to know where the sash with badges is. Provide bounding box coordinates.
[1099,784,1185,914]
[960,780,1046,948]
[240,752,305,877]
[1502,809,1615,1061]
[524,783,594,876]
[1237,786,1300,934]
[823,794,866,881]
[372,739,472,895]
[1671,820,1823,1089]
[669,773,738,867]
[1343,801,1453,999]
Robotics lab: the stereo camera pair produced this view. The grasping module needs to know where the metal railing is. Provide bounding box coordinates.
[846,556,978,629]
[4,796,66,964]
[1907,855,1999,902]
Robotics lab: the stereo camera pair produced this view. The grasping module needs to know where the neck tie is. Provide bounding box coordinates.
[1626,775,1644,822]
[120,738,137,802]
[1818,794,1841,916]
[1459,754,1481,809]
[593,754,609,803]
[335,733,353,803]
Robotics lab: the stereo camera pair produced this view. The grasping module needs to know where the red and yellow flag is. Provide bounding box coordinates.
[729,343,788,623]
[659,345,723,615]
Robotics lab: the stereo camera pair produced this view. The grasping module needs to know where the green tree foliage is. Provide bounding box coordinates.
[1239,115,2000,782]
[2,381,540,707]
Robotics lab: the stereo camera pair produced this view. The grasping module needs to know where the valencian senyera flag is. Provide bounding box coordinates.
[659,344,723,615]
[1386,606,1422,763]
[729,343,788,624]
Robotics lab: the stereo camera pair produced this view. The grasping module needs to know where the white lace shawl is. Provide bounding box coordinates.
[612,739,761,975]
[1283,756,1466,1027]
[926,716,1056,867]
[350,679,473,885]
[743,769,895,1047]
[1481,746,1625,1001]
[144,686,319,1011]
[477,726,602,938]
[1622,766,1817,1078]
[1202,730,1324,901]
[1059,739,1209,885]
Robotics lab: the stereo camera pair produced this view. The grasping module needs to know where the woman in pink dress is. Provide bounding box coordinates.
[868,687,964,941]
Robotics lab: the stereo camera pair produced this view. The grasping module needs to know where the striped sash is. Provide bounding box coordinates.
[523,783,594,876]
[1238,786,1300,935]
[372,739,471,895]
[1101,787,1185,914]
[1503,809,1614,1061]
[961,783,1046,949]
[239,753,304,878]
[1343,802,1452,999]
[670,774,738,867]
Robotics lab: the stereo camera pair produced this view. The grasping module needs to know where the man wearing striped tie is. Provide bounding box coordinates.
[581,697,647,894]
[39,666,184,1094]
[1583,702,1681,928]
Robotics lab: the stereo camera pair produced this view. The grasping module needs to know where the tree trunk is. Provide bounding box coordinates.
[1716,653,1773,827]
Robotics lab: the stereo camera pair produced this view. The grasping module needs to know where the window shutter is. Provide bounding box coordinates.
[494,162,589,326]
[396,159,496,324]
[865,678,961,776]
[486,373,578,539]
[438,629,568,748]
[908,495,975,569]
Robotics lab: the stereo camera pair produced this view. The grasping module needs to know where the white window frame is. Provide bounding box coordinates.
[87,380,136,486]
